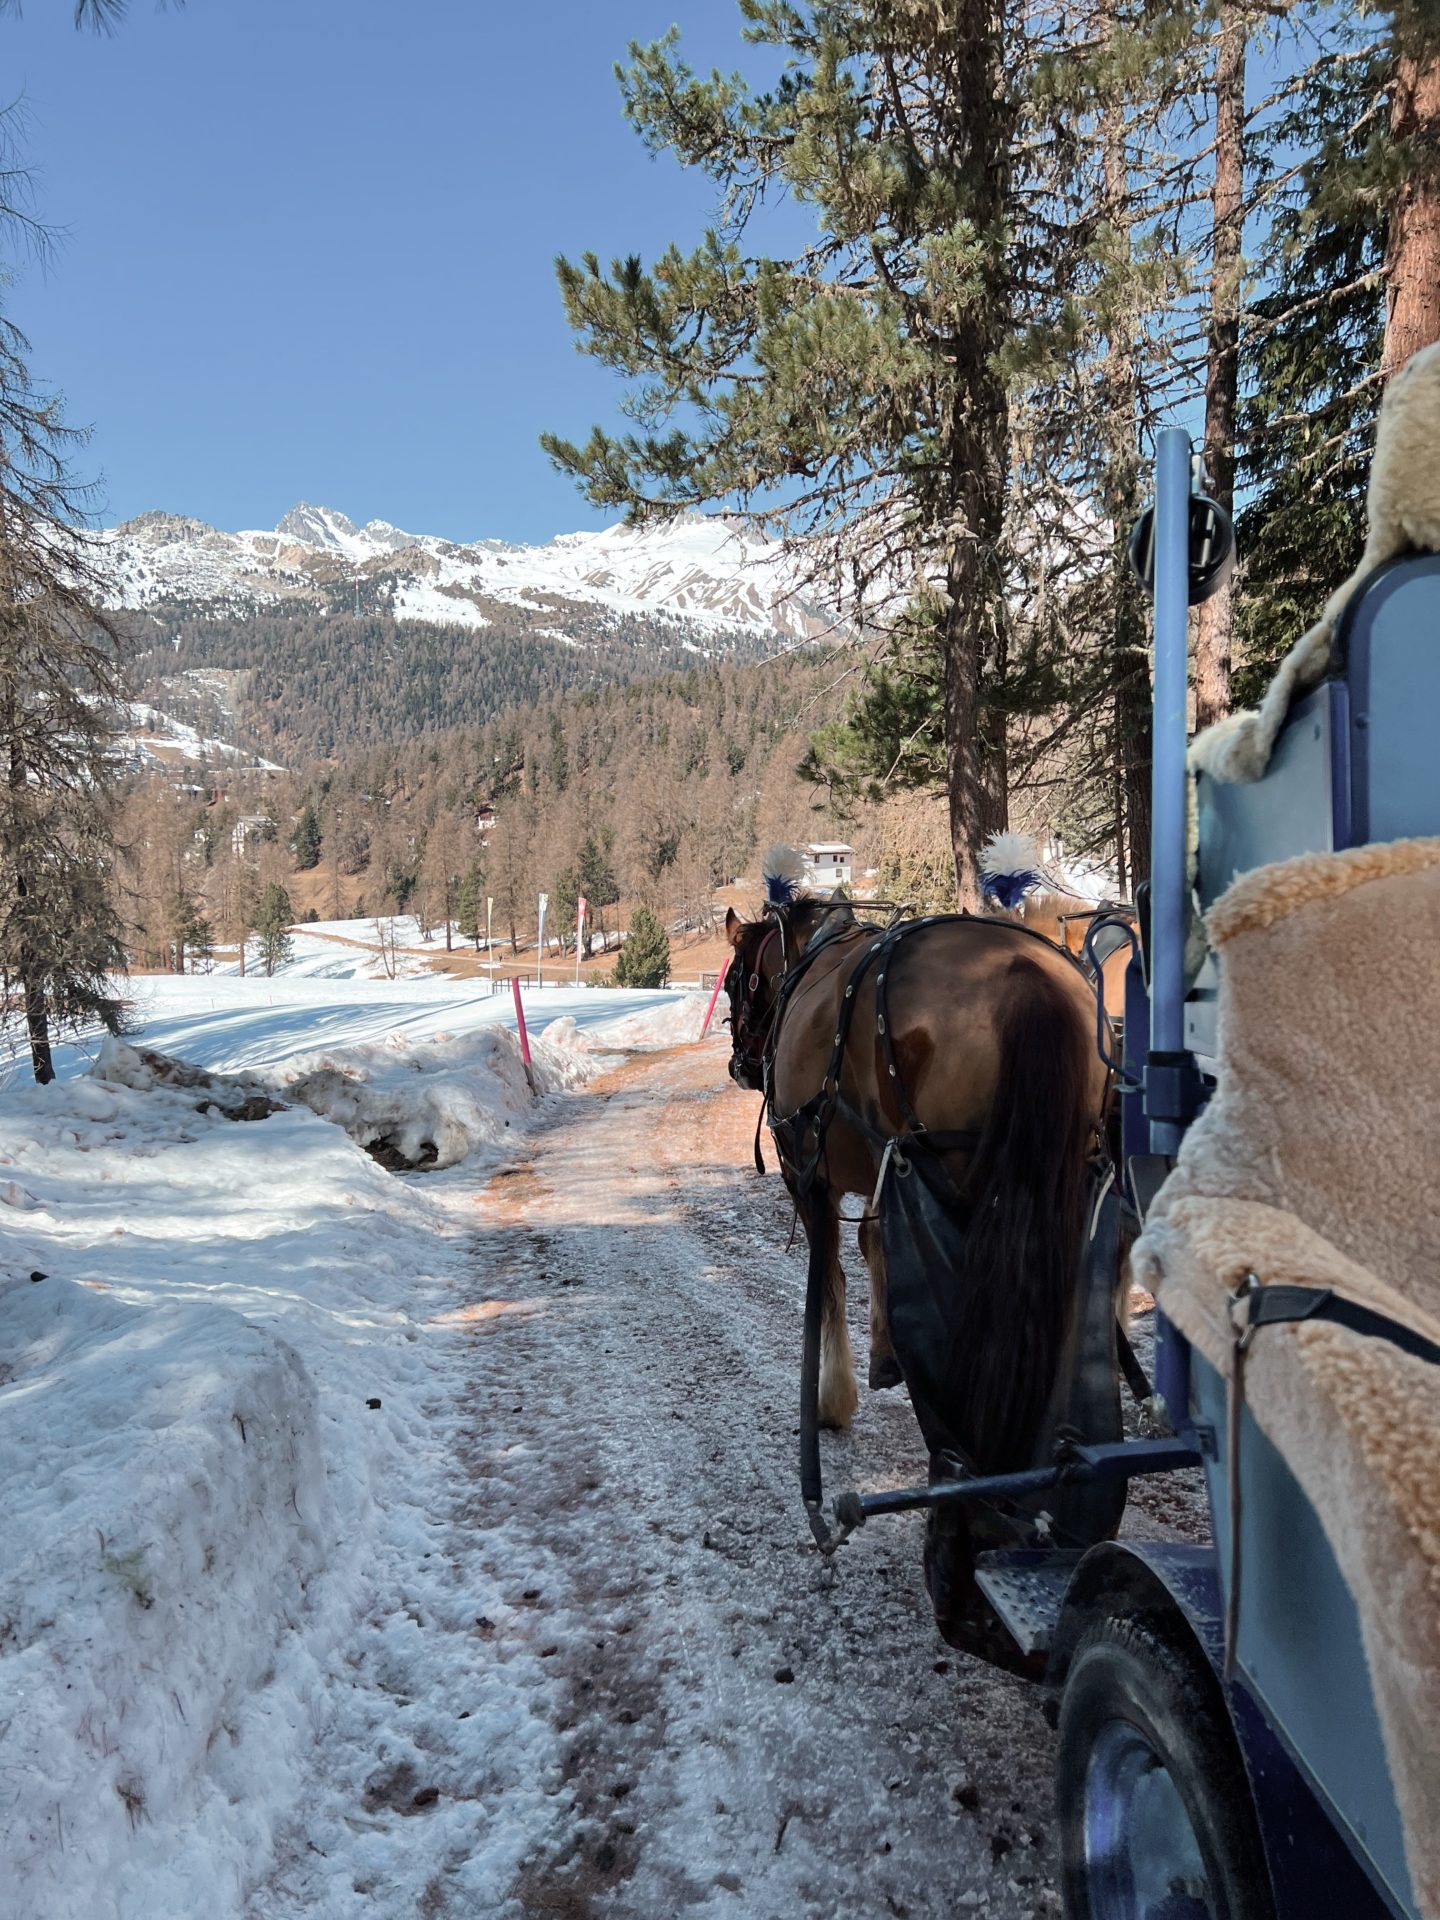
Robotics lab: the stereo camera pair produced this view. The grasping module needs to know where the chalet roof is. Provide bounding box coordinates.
[805,842,853,856]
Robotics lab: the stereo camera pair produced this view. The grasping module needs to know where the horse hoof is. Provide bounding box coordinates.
[869,1353,903,1390]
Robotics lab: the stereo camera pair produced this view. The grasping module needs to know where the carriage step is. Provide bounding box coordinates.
[974,1550,1085,1656]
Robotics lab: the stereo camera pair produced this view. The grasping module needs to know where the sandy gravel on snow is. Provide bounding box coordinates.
[463,1042,1066,1920]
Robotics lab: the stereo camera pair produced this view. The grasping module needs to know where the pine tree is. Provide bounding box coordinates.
[292,801,323,871]
[1192,0,1250,731]
[577,829,619,954]
[550,866,579,954]
[615,907,670,989]
[543,3,1115,907]
[182,895,215,973]
[255,882,294,978]
[456,865,484,950]
[1235,37,1390,698]
[0,271,129,1078]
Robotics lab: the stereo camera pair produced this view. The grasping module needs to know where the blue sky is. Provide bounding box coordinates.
[1,1,790,542]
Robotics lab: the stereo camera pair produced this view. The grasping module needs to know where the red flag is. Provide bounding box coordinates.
[577,895,588,924]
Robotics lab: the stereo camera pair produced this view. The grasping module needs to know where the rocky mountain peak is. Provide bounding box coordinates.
[275,503,362,552]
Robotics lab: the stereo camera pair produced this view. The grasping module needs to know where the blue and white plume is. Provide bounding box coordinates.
[762,845,808,907]
[979,830,1047,910]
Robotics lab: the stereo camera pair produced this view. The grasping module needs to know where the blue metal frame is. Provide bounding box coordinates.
[1144,429,1200,1155]
[1082,439,1424,1920]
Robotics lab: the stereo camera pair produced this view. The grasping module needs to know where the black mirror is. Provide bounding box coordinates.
[1128,494,1236,607]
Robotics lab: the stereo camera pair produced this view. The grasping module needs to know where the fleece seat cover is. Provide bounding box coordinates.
[1132,836,1440,1917]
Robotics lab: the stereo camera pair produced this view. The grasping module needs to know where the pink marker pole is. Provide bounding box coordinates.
[512,975,536,1092]
[699,954,731,1039]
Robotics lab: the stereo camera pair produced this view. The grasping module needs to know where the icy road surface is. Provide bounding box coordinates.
[250,1040,1065,1919]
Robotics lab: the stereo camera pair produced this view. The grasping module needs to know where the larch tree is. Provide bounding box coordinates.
[0,304,128,1080]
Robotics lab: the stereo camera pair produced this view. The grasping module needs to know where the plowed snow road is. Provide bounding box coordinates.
[464,1041,1062,1920]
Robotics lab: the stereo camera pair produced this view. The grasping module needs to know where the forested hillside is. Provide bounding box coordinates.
[124,601,779,760]
[113,650,918,970]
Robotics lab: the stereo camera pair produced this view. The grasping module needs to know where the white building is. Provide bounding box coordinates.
[231,814,274,856]
[804,842,854,890]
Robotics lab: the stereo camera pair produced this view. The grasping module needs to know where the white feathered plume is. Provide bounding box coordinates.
[762,845,808,906]
[978,830,1047,909]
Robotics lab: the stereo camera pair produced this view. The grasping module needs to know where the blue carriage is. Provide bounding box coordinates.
[833,404,1440,1920]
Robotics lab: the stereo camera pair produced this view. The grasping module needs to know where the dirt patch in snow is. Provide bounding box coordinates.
[453,1043,1070,1919]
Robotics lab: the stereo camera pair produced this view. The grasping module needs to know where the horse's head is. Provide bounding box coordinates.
[723,908,784,1091]
[723,847,861,1089]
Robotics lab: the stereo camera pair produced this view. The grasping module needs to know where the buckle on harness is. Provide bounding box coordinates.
[1228,1271,1261,1354]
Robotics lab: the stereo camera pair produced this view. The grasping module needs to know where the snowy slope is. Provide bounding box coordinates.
[102,503,832,642]
[0,978,713,1918]
[109,699,284,775]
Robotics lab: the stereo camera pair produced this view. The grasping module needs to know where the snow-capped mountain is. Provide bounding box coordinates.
[102,503,830,644]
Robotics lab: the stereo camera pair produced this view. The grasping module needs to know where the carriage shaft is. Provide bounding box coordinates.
[836,1438,1202,1527]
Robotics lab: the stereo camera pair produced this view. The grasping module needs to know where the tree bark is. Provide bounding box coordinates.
[1099,20,1153,894]
[1384,10,1440,377]
[23,957,54,1084]
[942,2,1012,911]
[1194,0,1247,731]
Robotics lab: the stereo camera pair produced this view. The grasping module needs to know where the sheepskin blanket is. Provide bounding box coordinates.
[1132,837,1440,1917]
[1193,340,1440,785]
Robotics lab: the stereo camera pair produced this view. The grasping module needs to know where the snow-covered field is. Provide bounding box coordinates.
[0,976,711,1918]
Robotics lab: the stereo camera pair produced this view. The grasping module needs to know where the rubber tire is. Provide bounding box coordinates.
[1056,1610,1276,1920]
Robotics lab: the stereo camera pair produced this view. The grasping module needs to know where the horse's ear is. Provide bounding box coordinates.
[725,908,746,950]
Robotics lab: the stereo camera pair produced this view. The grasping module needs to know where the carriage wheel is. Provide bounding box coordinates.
[1056,1612,1275,1920]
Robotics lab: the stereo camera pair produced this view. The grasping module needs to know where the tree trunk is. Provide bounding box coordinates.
[942,3,1012,910]
[1194,0,1247,731]
[1099,27,1153,894]
[1384,10,1440,377]
[1115,650,1153,892]
[943,532,1008,909]
[24,964,54,1084]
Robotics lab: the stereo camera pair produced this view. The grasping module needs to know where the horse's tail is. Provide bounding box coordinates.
[948,954,1095,1473]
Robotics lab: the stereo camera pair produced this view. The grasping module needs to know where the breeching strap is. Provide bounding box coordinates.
[798,1199,833,1551]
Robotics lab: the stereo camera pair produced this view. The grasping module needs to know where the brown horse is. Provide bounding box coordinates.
[724,864,1112,1654]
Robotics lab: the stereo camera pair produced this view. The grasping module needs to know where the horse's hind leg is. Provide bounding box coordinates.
[817,1193,858,1430]
[858,1214,902,1390]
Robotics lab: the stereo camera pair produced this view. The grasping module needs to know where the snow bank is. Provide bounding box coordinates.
[0,1067,392,1915]
[553,991,712,1053]
[0,973,731,1914]
[271,1019,600,1170]
[0,1267,331,1912]
[0,1031,570,1917]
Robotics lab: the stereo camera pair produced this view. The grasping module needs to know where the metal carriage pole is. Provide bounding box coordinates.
[1146,428,1195,1155]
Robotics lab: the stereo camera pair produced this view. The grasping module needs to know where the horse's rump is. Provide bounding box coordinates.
[879,951,1098,1476]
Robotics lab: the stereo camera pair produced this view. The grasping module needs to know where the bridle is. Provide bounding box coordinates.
[725,922,783,1092]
